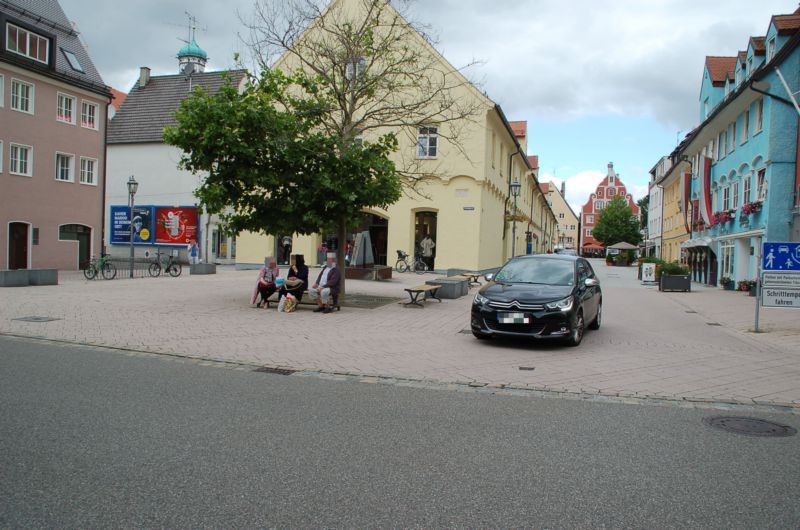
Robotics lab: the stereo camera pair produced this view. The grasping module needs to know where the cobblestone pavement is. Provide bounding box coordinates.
[1,260,798,408]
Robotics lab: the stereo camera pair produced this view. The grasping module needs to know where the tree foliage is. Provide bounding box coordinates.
[163,69,401,240]
[592,196,642,248]
[637,195,649,231]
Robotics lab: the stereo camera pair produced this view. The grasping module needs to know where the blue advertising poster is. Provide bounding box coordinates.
[762,242,800,271]
[110,206,154,244]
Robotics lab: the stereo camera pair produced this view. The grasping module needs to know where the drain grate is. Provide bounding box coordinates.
[253,366,296,376]
[706,322,721,326]
[12,316,61,322]
[518,366,535,371]
[703,416,797,437]
[685,310,697,314]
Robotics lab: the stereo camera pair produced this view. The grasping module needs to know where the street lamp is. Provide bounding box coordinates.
[510,179,521,257]
[127,175,138,278]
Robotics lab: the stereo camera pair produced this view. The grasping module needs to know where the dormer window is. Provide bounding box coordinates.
[767,38,776,61]
[61,49,83,72]
[6,23,49,64]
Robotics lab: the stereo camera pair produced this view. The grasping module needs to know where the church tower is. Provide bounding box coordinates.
[177,15,207,74]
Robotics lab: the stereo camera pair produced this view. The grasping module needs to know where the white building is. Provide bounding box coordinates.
[105,36,246,263]
[647,157,669,257]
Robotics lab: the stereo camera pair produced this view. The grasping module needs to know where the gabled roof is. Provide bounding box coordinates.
[772,14,800,35]
[705,56,737,86]
[738,51,747,64]
[750,36,766,55]
[0,0,107,95]
[108,69,247,144]
[108,87,127,110]
[509,121,527,138]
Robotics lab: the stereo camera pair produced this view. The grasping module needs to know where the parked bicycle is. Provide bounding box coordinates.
[83,255,117,280]
[148,253,182,277]
[394,249,427,274]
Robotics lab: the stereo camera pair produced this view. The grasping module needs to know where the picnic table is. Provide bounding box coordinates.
[404,284,442,307]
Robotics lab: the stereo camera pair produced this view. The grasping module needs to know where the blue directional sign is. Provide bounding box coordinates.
[762,242,800,271]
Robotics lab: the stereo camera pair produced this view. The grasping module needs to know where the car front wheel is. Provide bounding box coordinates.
[565,310,584,347]
[588,302,602,330]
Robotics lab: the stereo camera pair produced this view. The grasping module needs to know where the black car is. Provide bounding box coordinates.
[471,254,601,346]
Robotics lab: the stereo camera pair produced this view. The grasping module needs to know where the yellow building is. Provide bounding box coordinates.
[235,0,557,271]
[658,160,691,262]
[542,181,579,250]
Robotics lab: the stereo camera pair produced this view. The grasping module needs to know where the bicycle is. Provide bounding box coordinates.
[148,253,182,277]
[83,255,117,280]
[394,249,427,274]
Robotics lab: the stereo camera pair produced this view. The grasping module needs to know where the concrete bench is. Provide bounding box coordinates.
[190,263,217,275]
[404,284,442,307]
[425,277,468,299]
[28,269,58,285]
[0,269,30,287]
[259,289,341,311]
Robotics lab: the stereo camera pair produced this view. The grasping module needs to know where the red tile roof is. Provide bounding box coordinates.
[773,14,800,35]
[540,182,550,193]
[750,36,766,55]
[705,56,737,86]
[528,155,538,170]
[108,87,127,110]
[509,121,527,138]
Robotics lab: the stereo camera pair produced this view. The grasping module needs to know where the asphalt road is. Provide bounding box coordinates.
[1,336,799,529]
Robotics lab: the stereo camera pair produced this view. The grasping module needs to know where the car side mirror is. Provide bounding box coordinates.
[484,273,494,282]
[584,278,599,287]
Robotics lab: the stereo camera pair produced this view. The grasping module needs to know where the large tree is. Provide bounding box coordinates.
[592,195,642,248]
[163,69,402,294]
[239,0,483,274]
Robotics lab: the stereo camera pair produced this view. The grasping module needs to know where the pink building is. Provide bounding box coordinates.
[579,162,640,256]
[1,0,110,270]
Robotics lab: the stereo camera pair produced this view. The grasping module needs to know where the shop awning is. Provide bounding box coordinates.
[681,237,713,249]
[582,243,604,250]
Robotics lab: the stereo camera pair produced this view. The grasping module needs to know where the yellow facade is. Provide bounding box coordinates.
[235,0,557,271]
[544,183,579,250]
[659,161,690,262]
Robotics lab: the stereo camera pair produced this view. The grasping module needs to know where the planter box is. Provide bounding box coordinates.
[28,269,58,285]
[426,278,468,299]
[659,274,691,292]
[0,269,30,287]
[722,283,735,291]
[190,263,217,275]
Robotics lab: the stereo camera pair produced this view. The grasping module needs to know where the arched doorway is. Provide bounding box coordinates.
[350,213,389,266]
[8,222,29,269]
[414,211,438,269]
[59,224,92,269]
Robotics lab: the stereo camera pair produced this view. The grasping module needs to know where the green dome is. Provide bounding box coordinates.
[177,38,207,60]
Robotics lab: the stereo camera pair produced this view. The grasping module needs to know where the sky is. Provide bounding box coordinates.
[60,0,799,213]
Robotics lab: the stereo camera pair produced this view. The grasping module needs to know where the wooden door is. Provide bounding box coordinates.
[9,222,29,269]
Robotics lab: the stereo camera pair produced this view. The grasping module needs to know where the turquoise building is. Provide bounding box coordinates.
[681,8,800,287]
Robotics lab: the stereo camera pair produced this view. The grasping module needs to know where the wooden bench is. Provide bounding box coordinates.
[461,271,483,286]
[404,284,442,307]
[260,290,341,311]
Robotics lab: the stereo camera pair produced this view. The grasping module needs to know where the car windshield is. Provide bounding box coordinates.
[494,258,575,286]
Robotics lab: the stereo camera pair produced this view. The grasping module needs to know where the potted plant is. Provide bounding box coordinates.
[659,261,691,292]
[720,276,734,290]
[606,254,615,266]
[737,279,758,296]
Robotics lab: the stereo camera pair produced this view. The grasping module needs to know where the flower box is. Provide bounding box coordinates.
[659,274,690,292]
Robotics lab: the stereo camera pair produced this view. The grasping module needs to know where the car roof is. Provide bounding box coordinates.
[511,254,580,262]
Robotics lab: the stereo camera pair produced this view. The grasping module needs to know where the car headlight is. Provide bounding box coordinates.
[545,296,573,312]
[474,293,489,305]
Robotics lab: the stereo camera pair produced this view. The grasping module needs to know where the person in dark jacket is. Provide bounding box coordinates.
[309,253,341,314]
[278,254,309,302]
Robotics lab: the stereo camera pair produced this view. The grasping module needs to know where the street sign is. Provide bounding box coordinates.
[760,286,800,308]
[762,272,800,288]
[762,242,800,271]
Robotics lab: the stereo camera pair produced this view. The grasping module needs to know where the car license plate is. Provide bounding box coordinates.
[498,312,530,324]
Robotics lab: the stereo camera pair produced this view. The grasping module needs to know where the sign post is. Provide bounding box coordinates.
[759,242,800,331]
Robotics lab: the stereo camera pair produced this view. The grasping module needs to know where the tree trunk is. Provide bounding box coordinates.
[337,216,347,296]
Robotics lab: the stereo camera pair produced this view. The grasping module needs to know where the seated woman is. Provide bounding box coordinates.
[251,257,280,308]
[278,254,309,302]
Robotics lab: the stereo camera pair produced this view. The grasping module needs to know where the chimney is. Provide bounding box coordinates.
[561,181,565,196]
[139,67,151,88]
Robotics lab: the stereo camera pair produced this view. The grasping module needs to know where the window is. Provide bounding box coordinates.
[6,23,50,64]
[417,126,438,158]
[743,174,751,203]
[709,139,717,162]
[767,38,776,61]
[491,132,496,168]
[704,98,709,118]
[741,110,749,143]
[585,214,594,224]
[585,228,593,237]
[608,187,616,196]
[55,153,74,182]
[80,101,99,130]
[597,188,604,198]
[608,175,614,185]
[570,224,576,230]
[559,213,565,219]
[61,48,83,72]
[728,123,735,152]
[732,181,739,208]
[11,79,34,113]
[0,140,3,172]
[57,93,75,124]
[80,157,97,185]
[757,168,767,200]
[345,56,366,81]
[720,240,734,278]
[722,186,730,211]
[748,58,753,78]
[0,74,4,107]
[595,200,605,210]
[754,99,763,132]
[10,143,33,176]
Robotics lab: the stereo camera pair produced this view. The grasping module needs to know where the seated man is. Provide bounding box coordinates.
[309,253,341,314]
[278,254,309,301]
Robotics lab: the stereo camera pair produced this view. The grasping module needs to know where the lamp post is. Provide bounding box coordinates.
[510,179,521,257]
[127,175,138,278]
